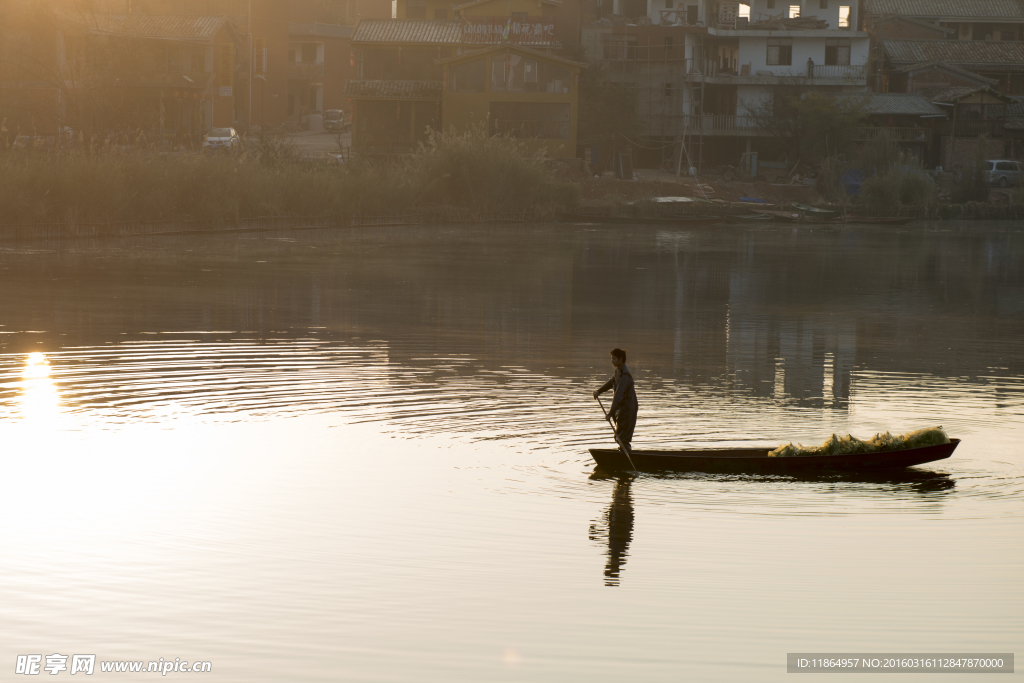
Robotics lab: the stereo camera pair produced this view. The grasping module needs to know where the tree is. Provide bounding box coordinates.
[743,88,868,165]
[576,62,643,147]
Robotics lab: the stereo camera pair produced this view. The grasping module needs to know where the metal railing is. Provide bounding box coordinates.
[681,114,761,132]
[850,127,933,142]
[811,64,867,80]
[954,120,1004,137]
[288,62,325,81]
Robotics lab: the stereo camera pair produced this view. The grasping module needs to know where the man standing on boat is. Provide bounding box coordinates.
[594,348,639,452]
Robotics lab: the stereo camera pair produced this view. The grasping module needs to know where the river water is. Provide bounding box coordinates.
[0,222,1021,681]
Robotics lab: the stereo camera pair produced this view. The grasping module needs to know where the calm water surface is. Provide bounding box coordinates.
[0,222,1021,681]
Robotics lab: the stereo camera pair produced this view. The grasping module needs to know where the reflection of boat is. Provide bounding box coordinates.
[589,439,959,474]
[792,202,839,219]
[557,213,724,226]
[732,213,775,222]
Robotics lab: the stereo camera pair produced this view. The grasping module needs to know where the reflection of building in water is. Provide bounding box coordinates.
[588,477,633,586]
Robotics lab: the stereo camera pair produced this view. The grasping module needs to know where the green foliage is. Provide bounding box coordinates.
[576,62,643,146]
[814,155,847,204]
[409,124,579,213]
[0,126,578,224]
[855,135,935,211]
[745,89,868,164]
[948,139,991,204]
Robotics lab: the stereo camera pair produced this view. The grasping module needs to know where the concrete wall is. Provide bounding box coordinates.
[745,0,857,29]
[736,35,868,77]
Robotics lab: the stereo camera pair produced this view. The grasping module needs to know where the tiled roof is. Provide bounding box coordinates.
[899,60,998,85]
[351,19,463,44]
[70,14,227,42]
[882,40,1024,70]
[867,0,1024,19]
[861,92,946,116]
[452,0,560,9]
[344,79,443,99]
[925,85,1015,104]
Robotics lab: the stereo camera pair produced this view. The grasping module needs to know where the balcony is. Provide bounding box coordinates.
[811,64,867,80]
[954,120,1004,137]
[682,115,762,135]
[288,61,324,82]
[850,127,934,143]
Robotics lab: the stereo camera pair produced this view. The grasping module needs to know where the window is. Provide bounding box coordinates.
[819,0,827,6]
[448,59,485,92]
[664,82,673,97]
[824,38,850,65]
[996,161,1016,171]
[406,0,426,18]
[434,8,447,18]
[664,37,673,49]
[767,0,774,7]
[838,5,850,27]
[767,38,792,65]
[490,102,570,139]
[301,44,317,62]
[686,4,698,24]
[665,0,673,7]
[789,5,800,18]
[491,55,571,93]
[739,3,750,19]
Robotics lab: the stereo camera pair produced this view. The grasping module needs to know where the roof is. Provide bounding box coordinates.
[452,0,560,9]
[343,79,443,99]
[68,14,228,42]
[872,14,955,34]
[899,60,998,86]
[867,0,1024,20]
[436,44,586,67]
[927,85,1017,104]
[351,19,463,44]
[861,92,947,116]
[882,40,1024,71]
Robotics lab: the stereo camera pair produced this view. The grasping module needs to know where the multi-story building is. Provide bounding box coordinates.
[582,0,870,169]
[346,0,582,156]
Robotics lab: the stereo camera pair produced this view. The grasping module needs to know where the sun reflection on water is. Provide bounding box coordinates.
[19,352,61,423]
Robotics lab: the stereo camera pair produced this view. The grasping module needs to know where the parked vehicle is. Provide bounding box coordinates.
[984,159,1022,187]
[203,128,241,151]
[323,109,349,133]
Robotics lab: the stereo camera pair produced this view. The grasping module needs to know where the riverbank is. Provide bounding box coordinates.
[2,134,1022,234]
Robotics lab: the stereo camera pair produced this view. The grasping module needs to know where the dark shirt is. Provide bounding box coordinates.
[597,364,639,419]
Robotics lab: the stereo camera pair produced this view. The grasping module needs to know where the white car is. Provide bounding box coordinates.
[203,127,241,151]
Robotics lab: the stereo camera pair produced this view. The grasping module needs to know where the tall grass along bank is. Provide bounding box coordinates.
[0,127,579,227]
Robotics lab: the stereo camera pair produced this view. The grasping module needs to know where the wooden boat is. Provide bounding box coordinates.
[845,216,913,225]
[558,212,723,226]
[732,213,775,222]
[792,202,839,219]
[589,439,959,474]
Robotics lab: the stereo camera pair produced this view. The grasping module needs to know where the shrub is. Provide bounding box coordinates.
[0,126,578,224]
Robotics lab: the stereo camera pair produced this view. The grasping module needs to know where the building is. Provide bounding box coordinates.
[439,44,584,157]
[0,8,243,141]
[581,0,870,169]
[346,0,578,155]
[287,22,356,119]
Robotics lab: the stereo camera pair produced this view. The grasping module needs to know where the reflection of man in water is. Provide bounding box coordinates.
[588,477,634,586]
[593,348,639,451]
